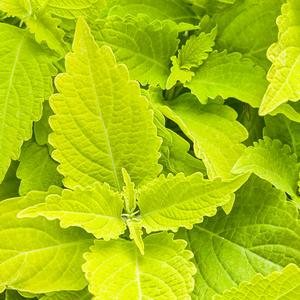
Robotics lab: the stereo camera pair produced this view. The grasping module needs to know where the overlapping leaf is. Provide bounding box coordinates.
[214,264,300,300]
[214,0,284,70]
[232,137,299,201]
[138,172,248,232]
[260,0,300,115]
[50,17,161,191]
[93,15,179,88]
[152,92,248,179]
[185,51,268,107]
[0,23,55,182]
[0,189,93,293]
[83,232,196,300]
[167,28,216,89]
[100,0,200,24]
[19,182,126,240]
[177,176,300,299]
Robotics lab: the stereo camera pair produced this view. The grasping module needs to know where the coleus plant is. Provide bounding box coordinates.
[0,0,300,300]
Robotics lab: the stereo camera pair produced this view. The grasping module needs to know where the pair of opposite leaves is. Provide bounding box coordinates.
[16,17,249,299]
[19,16,248,254]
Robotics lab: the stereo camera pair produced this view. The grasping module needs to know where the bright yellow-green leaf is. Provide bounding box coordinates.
[151,91,248,179]
[214,264,300,300]
[50,17,161,191]
[82,232,196,300]
[0,188,93,293]
[260,0,300,115]
[138,172,248,232]
[18,182,126,240]
[0,23,55,182]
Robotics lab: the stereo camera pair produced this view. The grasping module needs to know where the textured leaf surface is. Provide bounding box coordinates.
[214,264,300,300]
[31,0,100,19]
[0,189,93,293]
[93,15,179,88]
[185,51,268,107]
[260,0,300,115]
[215,0,284,70]
[152,92,248,179]
[232,137,299,200]
[50,18,161,191]
[177,176,300,299]
[138,172,248,232]
[83,232,196,300]
[101,0,199,23]
[0,23,55,182]
[167,29,216,88]
[17,140,62,195]
[19,182,126,240]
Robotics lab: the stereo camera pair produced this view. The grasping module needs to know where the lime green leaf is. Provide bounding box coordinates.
[0,189,93,293]
[18,182,126,240]
[214,264,300,300]
[152,92,248,179]
[40,288,91,300]
[50,18,161,191]
[0,23,55,182]
[127,219,144,255]
[167,29,216,89]
[260,0,300,115]
[232,137,299,200]
[0,0,31,19]
[26,11,66,56]
[185,51,268,107]
[270,102,300,123]
[31,0,100,19]
[93,15,179,88]
[0,161,20,201]
[177,176,300,300]
[34,101,53,146]
[82,232,196,300]
[101,0,200,23]
[215,0,284,70]
[17,140,62,195]
[138,172,248,233]
[122,168,137,214]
